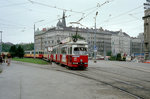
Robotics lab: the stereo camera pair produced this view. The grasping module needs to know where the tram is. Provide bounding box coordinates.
[24,50,44,59]
[49,38,88,69]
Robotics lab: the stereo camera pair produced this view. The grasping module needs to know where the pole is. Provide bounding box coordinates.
[140,39,142,58]
[104,40,106,60]
[34,24,35,58]
[1,32,3,51]
[0,31,2,54]
[94,11,98,63]
[33,20,44,59]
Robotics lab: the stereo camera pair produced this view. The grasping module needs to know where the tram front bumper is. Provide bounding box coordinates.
[72,62,88,67]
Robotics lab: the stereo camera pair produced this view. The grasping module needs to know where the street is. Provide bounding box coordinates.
[0,60,150,99]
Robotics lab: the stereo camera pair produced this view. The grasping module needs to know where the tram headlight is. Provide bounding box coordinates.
[80,59,83,62]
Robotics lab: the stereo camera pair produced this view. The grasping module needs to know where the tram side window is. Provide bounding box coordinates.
[70,47,72,54]
[39,52,43,54]
[57,48,60,54]
[52,49,56,54]
[61,47,67,54]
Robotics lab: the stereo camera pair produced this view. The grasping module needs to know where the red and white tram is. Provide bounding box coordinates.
[49,38,88,69]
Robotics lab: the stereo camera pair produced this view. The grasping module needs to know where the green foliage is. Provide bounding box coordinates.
[116,53,121,61]
[107,51,112,56]
[13,58,49,65]
[2,43,33,52]
[109,56,116,61]
[17,43,34,51]
[9,45,24,58]
[72,34,85,40]
[16,45,24,58]
[9,45,17,58]
[2,43,13,52]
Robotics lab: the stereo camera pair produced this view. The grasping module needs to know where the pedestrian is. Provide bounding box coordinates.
[7,53,11,66]
[0,55,2,65]
[2,53,5,63]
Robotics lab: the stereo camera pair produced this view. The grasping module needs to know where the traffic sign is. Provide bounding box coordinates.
[94,45,97,52]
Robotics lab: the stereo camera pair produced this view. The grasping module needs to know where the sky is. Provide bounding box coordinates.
[0,0,146,44]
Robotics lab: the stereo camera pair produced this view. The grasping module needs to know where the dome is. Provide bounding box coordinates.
[57,20,63,28]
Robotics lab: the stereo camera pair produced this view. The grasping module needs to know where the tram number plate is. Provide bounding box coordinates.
[72,56,79,57]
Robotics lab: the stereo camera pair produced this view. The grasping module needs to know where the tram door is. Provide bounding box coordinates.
[67,47,72,65]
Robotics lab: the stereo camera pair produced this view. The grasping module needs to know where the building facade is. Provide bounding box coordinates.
[35,26,112,57]
[34,12,135,57]
[131,34,144,57]
[111,30,131,56]
[143,9,150,59]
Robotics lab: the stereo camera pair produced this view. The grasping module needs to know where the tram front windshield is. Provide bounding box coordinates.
[73,47,87,55]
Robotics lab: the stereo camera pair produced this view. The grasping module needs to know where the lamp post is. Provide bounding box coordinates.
[0,31,2,54]
[94,11,98,63]
[34,20,44,58]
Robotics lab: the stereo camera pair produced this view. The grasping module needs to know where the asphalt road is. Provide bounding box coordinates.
[0,60,150,99]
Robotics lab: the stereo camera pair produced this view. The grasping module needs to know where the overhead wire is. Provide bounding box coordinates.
[28,0,84,14]
[76,0,113,23]
[102,19,140,27]
[0,2,30,8]
[101,5,143,24]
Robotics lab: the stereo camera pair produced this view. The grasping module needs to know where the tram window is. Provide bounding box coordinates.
[70,47,72,54]
[61,47,67,54]
[57,48,60,54]
[74,47,87,55]
[52,49,56,54]
[36,52,38,54]
[39,52,43,54]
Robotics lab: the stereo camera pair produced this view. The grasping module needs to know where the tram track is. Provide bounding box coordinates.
[90,67,150,83]
[81,68,150,99]
[111,63,150,73]
[14,61,148,99]
[54,68,145,99]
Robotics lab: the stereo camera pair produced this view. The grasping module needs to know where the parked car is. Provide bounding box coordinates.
[126,55,131,62]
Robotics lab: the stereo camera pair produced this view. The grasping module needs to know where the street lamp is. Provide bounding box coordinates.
[94,11,98,63]
[34,20,44,58]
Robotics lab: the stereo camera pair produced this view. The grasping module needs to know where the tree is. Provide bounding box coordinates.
[16,45,24,58]
[116,53,121,61]
[72,34,85,40]
[2,43,13,52]
[9,45,17,58]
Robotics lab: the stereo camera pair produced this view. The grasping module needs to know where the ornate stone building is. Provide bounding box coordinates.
[131,33,144,57]
[35,12,112,56]
[143,9,150,59]
[111,30,131,56]
[35,12,134,57]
